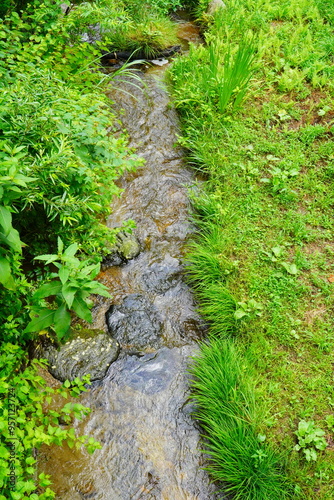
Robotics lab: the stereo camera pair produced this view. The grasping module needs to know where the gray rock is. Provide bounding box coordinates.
[141,255,182,293]
[207,0,226,15]
[106,294,163,349]
[42,331,120,382]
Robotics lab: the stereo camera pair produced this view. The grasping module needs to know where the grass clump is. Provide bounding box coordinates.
[190,339,292,499]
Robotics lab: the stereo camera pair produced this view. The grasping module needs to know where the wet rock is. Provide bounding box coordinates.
[42,331,120,382]
[103,232,141,269]
[141,255,182,293]
[106,294,163,349]
[117,232,141,260]
[207,0,226,15]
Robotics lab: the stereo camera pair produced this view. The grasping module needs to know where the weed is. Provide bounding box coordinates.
[294,420,328,462]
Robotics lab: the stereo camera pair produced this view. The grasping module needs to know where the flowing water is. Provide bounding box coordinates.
[39,19,220,500]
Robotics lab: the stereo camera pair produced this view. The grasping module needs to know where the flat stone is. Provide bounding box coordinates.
[42,331,120,382]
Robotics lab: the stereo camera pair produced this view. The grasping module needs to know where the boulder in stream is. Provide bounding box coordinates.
[103,231,141,268]
[41,330,120,382]
[106,294,163,350]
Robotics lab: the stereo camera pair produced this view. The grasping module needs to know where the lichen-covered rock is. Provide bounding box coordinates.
[103,232,141,268]
[106,294,163,349]
[42,331,120,382]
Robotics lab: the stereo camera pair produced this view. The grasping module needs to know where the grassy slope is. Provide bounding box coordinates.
[170,0,334,497]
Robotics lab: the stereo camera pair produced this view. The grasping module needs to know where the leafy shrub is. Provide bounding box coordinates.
[25,238,111,341]
[0,69,139,258]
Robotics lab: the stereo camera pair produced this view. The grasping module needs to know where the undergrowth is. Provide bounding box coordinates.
[0,0,189,497]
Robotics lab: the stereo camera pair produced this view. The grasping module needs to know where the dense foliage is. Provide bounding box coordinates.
[0,0,180,497]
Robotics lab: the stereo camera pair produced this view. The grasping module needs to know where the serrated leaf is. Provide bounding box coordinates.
[24,308,55,334]
[32,281,62,300]
[58,266,70,284]
[72,296,92,322]
[34,253,58,265]
[54,304,71,338]
[61,282,77,308]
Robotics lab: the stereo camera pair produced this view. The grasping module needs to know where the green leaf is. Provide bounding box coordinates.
[72,296,92,322]
[58,266,70,284]
[82,281,111,297]
[0,256,11,287]
[54,304,71,339]
[0,206,12,235]
[64,243,78,257]
[61,282,77,309]
[0,226,22,253]
[24,308,55,334]
[234,309,247,320]
[281,262,298,275]
[34,253,58,265]
[32,281,62,300]
[57,237,64,255]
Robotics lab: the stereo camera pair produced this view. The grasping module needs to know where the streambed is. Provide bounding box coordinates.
[39,20,219,500]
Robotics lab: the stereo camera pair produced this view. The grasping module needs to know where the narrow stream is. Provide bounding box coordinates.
[39,19,220,500]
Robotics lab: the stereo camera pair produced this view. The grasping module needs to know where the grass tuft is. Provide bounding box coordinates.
[190,339,292,500]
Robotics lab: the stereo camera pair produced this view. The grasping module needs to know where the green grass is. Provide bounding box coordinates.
[170,0,334,497]
[190,339,292,499]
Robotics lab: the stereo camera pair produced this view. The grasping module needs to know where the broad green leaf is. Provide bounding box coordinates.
[57,237,64,255]
[64,243,78,257]
[61,282,77,309]
[59,266,70,284]
[0,206,12,235]
[78,263,100,279]
[281,262,298,275]
[82,281,111,297]
[54,304,71,338]
[24,308,55,334]
[32,281,62,300]
[34,254,58,265]
[0,256,11,286]
[72,296,92,322]
[0,226,22,253]
[234,309,247,320]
